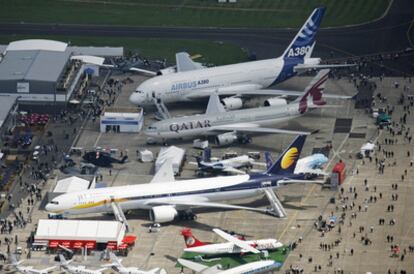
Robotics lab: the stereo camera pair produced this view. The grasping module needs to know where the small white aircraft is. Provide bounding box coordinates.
[9,255,56,274]
[59,254,107,274]
[102,252,163,274]
[178,258,281,274]
[183,228,283,255]
[191,148,264,175]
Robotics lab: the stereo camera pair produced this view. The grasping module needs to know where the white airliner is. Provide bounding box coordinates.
[59,254,107,274]
[129,7,350,109]
[178,258,281,274]
[9,256,56,274]
[144,69,352,145]
[46,135,314,221]
[102,252,162,274]
[183,228,282,255]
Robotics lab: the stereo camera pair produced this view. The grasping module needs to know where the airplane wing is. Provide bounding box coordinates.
[129,67,158,76]
[96,267,108,273]
[39,266,57,273]
[278,179,326,185]
[212,228,260,254]
[146,199,270,214]
[294,63,356,73]
[176,52,204,72]
[222,166,246,175]
[210,123,311,135]
[178,259,221,274]
[227,89,354,99]
[150,158,175,183]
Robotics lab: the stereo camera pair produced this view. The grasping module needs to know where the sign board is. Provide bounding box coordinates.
[17,82,29,93]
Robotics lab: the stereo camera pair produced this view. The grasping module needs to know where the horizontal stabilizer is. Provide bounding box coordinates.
[294,63,356,73]
[129,67,158,76]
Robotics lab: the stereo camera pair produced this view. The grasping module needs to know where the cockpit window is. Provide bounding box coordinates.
[50,201,59,205]
[135,90,143,93]
[147,126,157,130]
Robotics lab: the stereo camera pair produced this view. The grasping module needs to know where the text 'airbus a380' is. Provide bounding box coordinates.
[129,7,351,109]
[46,135,319,222]
[144,69,352,145]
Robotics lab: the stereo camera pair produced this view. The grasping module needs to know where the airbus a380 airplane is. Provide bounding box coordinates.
[129,7,350,108]
[46,135,314,222]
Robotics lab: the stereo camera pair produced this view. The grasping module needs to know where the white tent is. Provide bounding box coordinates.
[139,149,154,162]
[155,146,186,175]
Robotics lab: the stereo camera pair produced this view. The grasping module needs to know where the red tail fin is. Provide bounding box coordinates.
[181,228,207,248]
[297,69,329,113]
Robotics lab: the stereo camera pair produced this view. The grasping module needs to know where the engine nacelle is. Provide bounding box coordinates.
[215,132,238,146]
[149,206,178,223]
[264,97,287,107]
[221,97,243,110]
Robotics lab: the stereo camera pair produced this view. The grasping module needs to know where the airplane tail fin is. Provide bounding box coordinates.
[202,148,211,162]
[282,7,326,60]
[265,135,307,175]
[295,69,329,114]
[181,228,207,248]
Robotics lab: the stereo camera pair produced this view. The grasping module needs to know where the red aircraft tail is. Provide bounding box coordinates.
[181,228,208,248]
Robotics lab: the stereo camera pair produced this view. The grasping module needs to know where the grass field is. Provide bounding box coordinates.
[177,247,290,269]
[0,35,248,65]
[1,0,390,28]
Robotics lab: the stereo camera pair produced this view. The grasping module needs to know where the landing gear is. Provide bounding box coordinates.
[178,210,197,221]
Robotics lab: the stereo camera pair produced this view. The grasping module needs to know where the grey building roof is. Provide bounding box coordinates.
[0,50,70,82]
[0,95,17,128]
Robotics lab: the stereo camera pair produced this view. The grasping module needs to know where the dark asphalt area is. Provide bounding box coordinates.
[0,0,413,73]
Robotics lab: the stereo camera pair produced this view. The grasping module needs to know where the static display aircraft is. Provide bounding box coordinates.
[265,152,328,176]
[182,228,282,255]
[129,7,352,109]
[102,252,162,274]
[9,256,56,274]
[46,135,318,222]
[59,254,107,274]
[144,69,351,145]
[178,258,281,274]
[191,148,262,175]
[82,151,128,167]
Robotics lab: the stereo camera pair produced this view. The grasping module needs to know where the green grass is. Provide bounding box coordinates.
[177,247,290,269]
[0,0,390,28]
[0,35,248,65]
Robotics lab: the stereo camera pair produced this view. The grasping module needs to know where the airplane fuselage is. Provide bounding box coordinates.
[129,56,310,106]
[184,239,282,255]
[144,100,302,139]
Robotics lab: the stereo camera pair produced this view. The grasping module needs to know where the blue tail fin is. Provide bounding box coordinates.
[282,7,326,60]
[266,135,307,175]
[202,148,211,162]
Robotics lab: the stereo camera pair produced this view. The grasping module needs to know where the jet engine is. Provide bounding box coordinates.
[264,97,287,107]
[215,132,238,146]
[221,97,243,110]
[149,206,178,223]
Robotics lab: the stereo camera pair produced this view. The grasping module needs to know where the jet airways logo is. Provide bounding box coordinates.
[281,147,299,169]
[171,79,209,91]
[169,120,211,132]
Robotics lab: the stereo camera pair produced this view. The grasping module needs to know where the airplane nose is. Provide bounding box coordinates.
[45,203,52,212]
[129,93,139,105]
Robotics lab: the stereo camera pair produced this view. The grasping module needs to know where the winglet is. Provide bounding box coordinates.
[265,135,307,175]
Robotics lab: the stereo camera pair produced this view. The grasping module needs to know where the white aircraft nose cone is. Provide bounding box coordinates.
[129,93,139,105]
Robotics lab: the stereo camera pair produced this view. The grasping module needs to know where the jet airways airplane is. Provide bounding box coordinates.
[59,254,107,274]
[144,69,351,145]
[102,252,162,274]
[182,228,283,255]
[178,258,281,274]
[46,135,315,222]
[129,7,350,109]
[9,256,56,274]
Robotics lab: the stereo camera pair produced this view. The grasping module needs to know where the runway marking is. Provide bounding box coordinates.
[93,132,102,147]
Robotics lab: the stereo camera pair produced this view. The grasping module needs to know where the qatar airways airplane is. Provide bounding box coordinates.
[129,7,350,109]
[46,135,315,222]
